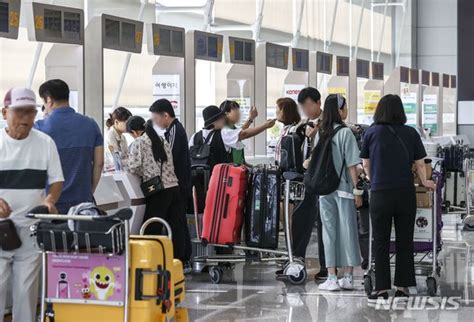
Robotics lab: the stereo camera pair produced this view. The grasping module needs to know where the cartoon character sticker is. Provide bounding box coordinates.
[89,266,115,300]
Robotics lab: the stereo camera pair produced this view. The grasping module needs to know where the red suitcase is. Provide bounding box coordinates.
[201,164,248,245]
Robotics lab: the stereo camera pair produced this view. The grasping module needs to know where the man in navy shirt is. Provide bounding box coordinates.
[35,79,104,214]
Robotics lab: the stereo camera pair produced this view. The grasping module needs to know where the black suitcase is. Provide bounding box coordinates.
[187,166,210,214]
[245,165,280,249]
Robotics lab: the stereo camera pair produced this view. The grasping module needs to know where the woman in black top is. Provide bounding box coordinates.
[360,94,435,302]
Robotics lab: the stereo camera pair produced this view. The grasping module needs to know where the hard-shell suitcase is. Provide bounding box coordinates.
[245,165,280,249]
[172,259,185,305]
[201,164,248,245]
[187,166,211,213]
[49,235,174,322]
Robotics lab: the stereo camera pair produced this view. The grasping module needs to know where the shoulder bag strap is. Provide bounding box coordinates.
[387,125,410,162]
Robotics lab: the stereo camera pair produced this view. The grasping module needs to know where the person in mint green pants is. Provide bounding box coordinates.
[314,94,363,291]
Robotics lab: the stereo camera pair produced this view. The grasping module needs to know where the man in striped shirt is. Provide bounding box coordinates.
[0,87,64,322]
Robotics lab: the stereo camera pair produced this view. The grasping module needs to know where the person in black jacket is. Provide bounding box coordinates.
[150,99,192,273]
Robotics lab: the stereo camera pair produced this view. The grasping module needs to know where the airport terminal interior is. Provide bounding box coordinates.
[1,0,474,321]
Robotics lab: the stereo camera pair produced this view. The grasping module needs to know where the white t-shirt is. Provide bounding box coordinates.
[189,128,244,152]
[0,129,64,227]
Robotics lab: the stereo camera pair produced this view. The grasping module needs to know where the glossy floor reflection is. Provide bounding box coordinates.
[182,214,474,321]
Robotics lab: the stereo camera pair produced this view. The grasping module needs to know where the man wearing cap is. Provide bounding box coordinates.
[35,79,104,214]
[0,87,64,322]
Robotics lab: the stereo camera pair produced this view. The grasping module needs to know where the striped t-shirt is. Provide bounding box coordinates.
[0,129,64,227]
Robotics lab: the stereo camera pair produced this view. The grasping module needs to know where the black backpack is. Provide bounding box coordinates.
[279,123,308,173]
[304,125,346,195]
[189,130,213,167]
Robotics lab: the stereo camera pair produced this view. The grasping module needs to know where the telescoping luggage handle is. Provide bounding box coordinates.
[139,217,173,240]
[135,267,172,313]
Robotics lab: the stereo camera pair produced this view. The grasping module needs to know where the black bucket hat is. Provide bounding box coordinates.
[203,105,225,129]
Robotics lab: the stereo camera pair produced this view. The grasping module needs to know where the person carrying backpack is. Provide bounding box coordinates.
[305,94,363,291]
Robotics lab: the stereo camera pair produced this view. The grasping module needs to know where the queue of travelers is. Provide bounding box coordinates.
[0,79,434,321]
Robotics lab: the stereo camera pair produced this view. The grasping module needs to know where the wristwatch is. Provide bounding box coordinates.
[353,188,364,196]
[246,118,254,124]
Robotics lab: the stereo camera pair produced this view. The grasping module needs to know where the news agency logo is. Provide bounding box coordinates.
[374,296,462,310]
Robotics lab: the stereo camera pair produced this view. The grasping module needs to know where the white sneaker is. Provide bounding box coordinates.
[318,278,340,291]
[338,277,354,290]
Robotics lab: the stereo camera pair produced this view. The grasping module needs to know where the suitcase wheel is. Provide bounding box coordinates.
[363,274,373,295]
[209,266,224,284]
[426,277,437,296]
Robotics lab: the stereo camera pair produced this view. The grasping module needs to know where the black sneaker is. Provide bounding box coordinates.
[367,291,389,303]
[314,270,328,281]
[394,290,409,300]
[275,268,284,275]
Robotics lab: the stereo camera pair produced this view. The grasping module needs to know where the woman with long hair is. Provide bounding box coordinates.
[128,119,187,262]
[360,94,435,302]
[316,94,363,291]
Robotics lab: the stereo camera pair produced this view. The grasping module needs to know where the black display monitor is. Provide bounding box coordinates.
[421,70,430,86]
[229,37,254,65]
[150,24,185,57]
[400,66,409,83]
[0,2,8,33]
[208,36,218,58]
[451,75,457,88]
[356,59,369,78]
[432,72,439,87]
[371,62,384,80]
[266,43,288,70]
[317,52,332,74]
[292,48,309,72]
[194,31,223,62]
[104,18,120,47]
[410,68,419,84]
[336,56,349,76]
[443,74,450,88]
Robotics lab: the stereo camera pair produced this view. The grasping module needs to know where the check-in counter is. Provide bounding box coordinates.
[94,172,146,234]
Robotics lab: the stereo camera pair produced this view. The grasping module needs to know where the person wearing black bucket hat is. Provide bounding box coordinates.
[190,104,276,169]
[203,105,226,129]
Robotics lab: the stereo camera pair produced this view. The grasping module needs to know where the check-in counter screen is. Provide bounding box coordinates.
[105,19,120,47]
[0,2,8,33]
[208,36,218,58]
[64,12,81,41]
[44,9,62,39]
[171,29,183,54]
[196,33,207,57]
[159,28,171,52]
[121,22,136,49]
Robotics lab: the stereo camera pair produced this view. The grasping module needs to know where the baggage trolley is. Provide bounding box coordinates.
[28,209,179,322]
[363,171,443,297]
[191,170,307,285]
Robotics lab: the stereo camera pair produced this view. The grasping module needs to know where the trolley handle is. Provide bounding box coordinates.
[139,217,172,240]
[26,208,133,222]
[134,268,171,312]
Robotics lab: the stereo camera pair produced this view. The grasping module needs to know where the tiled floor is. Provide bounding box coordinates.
[182,214,474,321]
